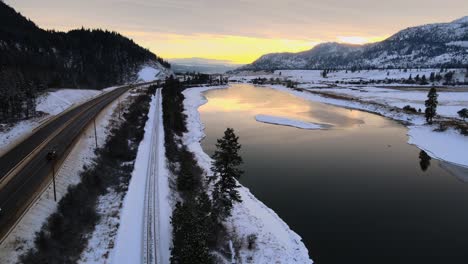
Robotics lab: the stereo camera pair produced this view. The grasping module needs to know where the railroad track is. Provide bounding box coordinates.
[0,82,156,242]
[142,88,162,264]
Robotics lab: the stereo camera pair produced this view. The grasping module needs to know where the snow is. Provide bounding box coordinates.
[262,84,468,168]
[0,88,130,264]
[274,69,468,85]
[307,86,468,118]
[255,114,329,130]
[36,89,101,115]
[446,41,468,48]
[0,88,109,156]
[137,66,161,82]
[112,89,171,264]
[407,126,468,168]
[183,86,313,264]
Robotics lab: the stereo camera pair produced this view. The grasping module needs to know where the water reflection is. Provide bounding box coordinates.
[200,84,366,129]
[200,84,468,264]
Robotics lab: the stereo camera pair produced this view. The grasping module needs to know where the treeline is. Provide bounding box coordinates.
[162,77,244,263]
[19,85,157,263]
[0,2,170,122]
[162,77,215,263]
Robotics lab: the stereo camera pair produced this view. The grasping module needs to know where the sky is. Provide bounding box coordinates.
[5,0,468,64]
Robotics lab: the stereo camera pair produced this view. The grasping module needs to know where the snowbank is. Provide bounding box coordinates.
[407,126,468,168]
[183,86,313,264]
[255,114,329,130]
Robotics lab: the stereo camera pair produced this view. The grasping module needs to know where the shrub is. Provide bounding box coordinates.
[403,105,417,113]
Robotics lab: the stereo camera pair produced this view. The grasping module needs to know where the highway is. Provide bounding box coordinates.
[0,82,153,241]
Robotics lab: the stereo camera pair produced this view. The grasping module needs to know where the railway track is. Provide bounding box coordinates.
[0,82,155,242]
[142,88,162,264]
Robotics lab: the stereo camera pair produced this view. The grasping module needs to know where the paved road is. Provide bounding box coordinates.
[0,82,153,241]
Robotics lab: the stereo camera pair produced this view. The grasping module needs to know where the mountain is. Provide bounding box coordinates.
[0,2,170,122]
[238,17,468,71]
[169,58,243,74]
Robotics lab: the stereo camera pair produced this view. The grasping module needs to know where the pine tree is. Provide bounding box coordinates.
[211,128,243,221]
[419,150,431,172]
[458,108,468,121]
[429,72,435,83]
[321,69,328,78]
[420,75,427,85]
[170,198,214,264]
[424,87,438,124]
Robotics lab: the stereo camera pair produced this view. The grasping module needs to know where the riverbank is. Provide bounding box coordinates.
[265,84,468,168]
[183,86,313,263]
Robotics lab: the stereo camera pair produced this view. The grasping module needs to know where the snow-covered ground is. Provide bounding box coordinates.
[136,62,172,83]
[183,87,313,264]
[275,69,468,85]
[306,86,468,118]
[255,114,330,130]
[264,84,468,168]
[137,66,161,82]
[112,89,171,264]
[229,68,468,87]
[0,88,131,264]
[0,88,111,156]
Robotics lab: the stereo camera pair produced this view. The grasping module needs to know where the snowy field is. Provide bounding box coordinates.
[255,114,330,130]
[183,86,313,264]
[306,86,468,118]
[276,69,468,85]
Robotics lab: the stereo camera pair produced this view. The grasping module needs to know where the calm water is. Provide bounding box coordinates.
[199,84,468,264]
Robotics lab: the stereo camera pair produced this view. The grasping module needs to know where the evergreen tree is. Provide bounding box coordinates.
[211,128,243,221]
[415,74,420,83]
[424,87,438,124]
[429,72,435,83]
[458,108,468,121]
[444,71,454,84]
[419,150,431,172]
[420,75,427,85]
[321,69,328,78]
[170,199,214,264]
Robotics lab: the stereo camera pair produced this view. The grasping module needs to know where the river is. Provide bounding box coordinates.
[199,84,468,264]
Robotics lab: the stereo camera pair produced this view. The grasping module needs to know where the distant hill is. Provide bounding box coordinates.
[0,2,170,121]
[169,58,243,74]
[238,17,468,71]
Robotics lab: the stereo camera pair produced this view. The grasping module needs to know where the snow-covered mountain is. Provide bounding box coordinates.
[239,17,468,71]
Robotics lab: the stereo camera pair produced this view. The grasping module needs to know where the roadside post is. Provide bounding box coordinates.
[46,149,58,202]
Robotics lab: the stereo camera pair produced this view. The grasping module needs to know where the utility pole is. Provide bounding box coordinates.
[118,97,121,119]
[47,149,58,202]
[93,118,98,148]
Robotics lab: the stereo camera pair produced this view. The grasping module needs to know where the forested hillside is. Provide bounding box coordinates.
[0,2,170,122]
